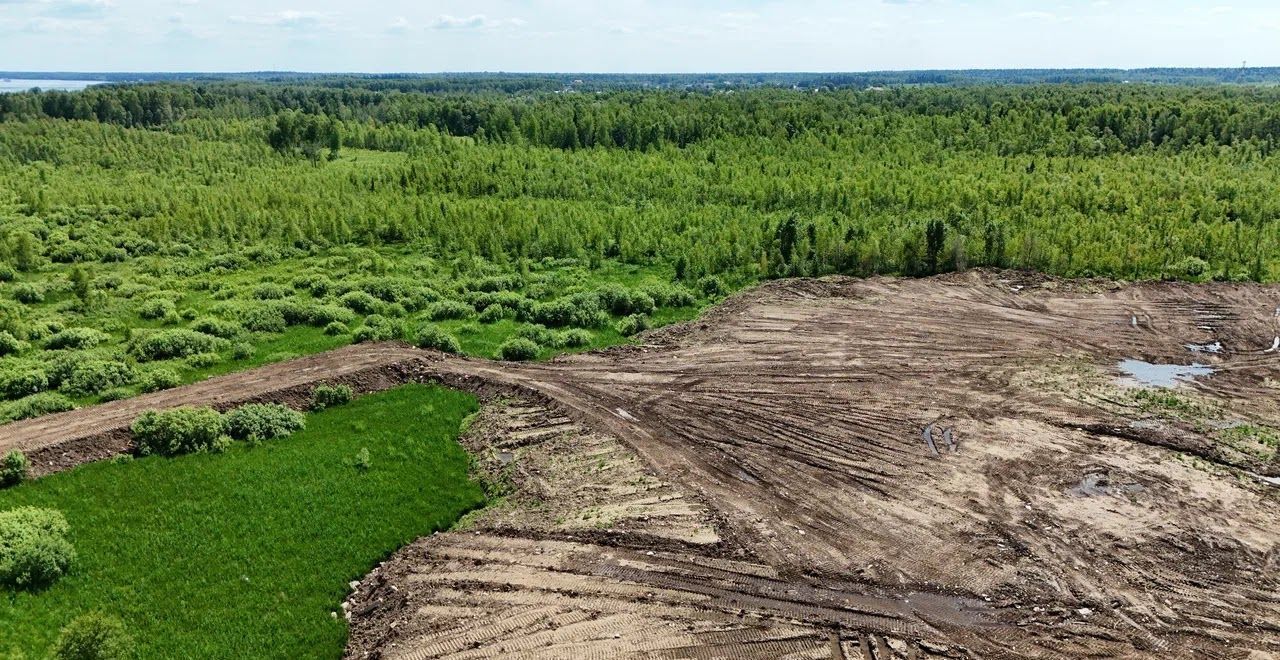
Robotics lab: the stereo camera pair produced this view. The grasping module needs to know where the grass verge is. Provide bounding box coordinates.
[0,384,484,659]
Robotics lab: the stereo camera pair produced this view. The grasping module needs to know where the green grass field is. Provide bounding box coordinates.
[0,385,485,659]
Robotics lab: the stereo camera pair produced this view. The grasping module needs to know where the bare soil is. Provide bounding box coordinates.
[4,272,1279,658]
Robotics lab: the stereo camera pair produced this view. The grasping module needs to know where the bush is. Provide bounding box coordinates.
[223,404,305,441]
[60,360,135,397]
[52,612,136,660]
[616,313,651,337]
[131,407,227,456]
[322,321,347,336]
[231,342,254,360]
[185,352,220,369]
[596,284,656,316]
[477,303,512,323]
[643,284,697,308]
[424,300,473,321]
[496,337,540,361]
[0,331,24,357]
[1,451,28,488]
[298,304,355,327]
[697,276,727,297]
[529,293,607,328]
[1170,256,1211,281]
[136,298,176,321]
[190,317,242,340]
[310,384,353,411]
[514,324,556,347]
[339,291,381,314]
[556,329,593,348]
[0,392,76,423]
[0,367,49,400]
[236,305,287,333]
[251,283,291,300]
[45,328,111,351]
[413,325,461,353]
[130,329,226,362]
[291,274,333,297]
[138,368,181,393]
[12,283,43,305]
[352,315,400,343]
[0,506,75,590]
[0,263,14,282]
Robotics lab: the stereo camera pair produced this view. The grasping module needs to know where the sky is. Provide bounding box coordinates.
[0,0,1277,73]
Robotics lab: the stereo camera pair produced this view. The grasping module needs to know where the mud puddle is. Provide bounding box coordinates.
[1117,359,1214,387]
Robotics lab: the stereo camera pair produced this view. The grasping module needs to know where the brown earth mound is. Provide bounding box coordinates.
[4,272,1279,658]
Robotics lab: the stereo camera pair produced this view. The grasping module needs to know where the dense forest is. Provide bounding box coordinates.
[0,78,1278,420]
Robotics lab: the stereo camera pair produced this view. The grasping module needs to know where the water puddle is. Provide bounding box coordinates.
[1068,472,1146,497]
[1117,359,1214,388]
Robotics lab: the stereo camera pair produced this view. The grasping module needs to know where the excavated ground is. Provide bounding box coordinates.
[4,272,1279,658]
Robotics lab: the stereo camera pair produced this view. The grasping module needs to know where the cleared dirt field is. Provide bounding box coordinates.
[5,272,1279,658]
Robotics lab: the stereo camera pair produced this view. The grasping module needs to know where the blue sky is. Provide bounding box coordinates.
[0,0,1276,72]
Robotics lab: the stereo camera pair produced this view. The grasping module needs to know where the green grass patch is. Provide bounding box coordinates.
[0,384,484,659]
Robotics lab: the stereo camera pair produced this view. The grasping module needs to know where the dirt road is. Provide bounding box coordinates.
[5,272,1279,658]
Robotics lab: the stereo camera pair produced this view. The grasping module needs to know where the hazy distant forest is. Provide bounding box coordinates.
[1,73,1280,419]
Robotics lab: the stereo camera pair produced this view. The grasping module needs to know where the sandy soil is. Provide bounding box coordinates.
[4,271,1278,658]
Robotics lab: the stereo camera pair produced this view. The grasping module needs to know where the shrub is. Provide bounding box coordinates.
[52,612,136,660]
[223,404,305,441]
[339,291,381,314]
[556,328,594,348]
[0,367,49,400]
[0,331,23,357]
[45,328,111,350]
[596,284,656,316]
[468,291,533,317]
[643,284,697,308]
[0,506,76,590]
[616,314,651,337]
[1,451,28,488]
[236,305,287,333]
[98,388,132,403]
[251,283,291,300]
[514,324,556,347]
[697,276,727,297]
[230,342,254,360]
[1170,256,1211,281]
[310,384,353,411]
[496,337,540,361]
[131,407,227,456]
[413,325,461,354]
[60,360,135,397]
[477,304,512,323]
[354,447,371,471]
[299,304,356,327]
[0,263,14,282]
[138,368,181,393]
[0,392,75,423]
[136,298,176,321]
[130,329,226,362]
[352,315,400,343]
[424,300,473,321]
[291,274,333,297]
[12,283,43,305]
[190,317,242,340]
[185,352,220,369]
[322,321,348,336]
[23,319,63,342]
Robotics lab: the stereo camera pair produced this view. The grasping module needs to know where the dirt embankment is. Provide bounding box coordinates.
[5,272,1279,658]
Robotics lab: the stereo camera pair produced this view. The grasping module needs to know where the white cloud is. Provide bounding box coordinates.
[428,14,522,31]
[230,10,334,30]
[387,16,410,32]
